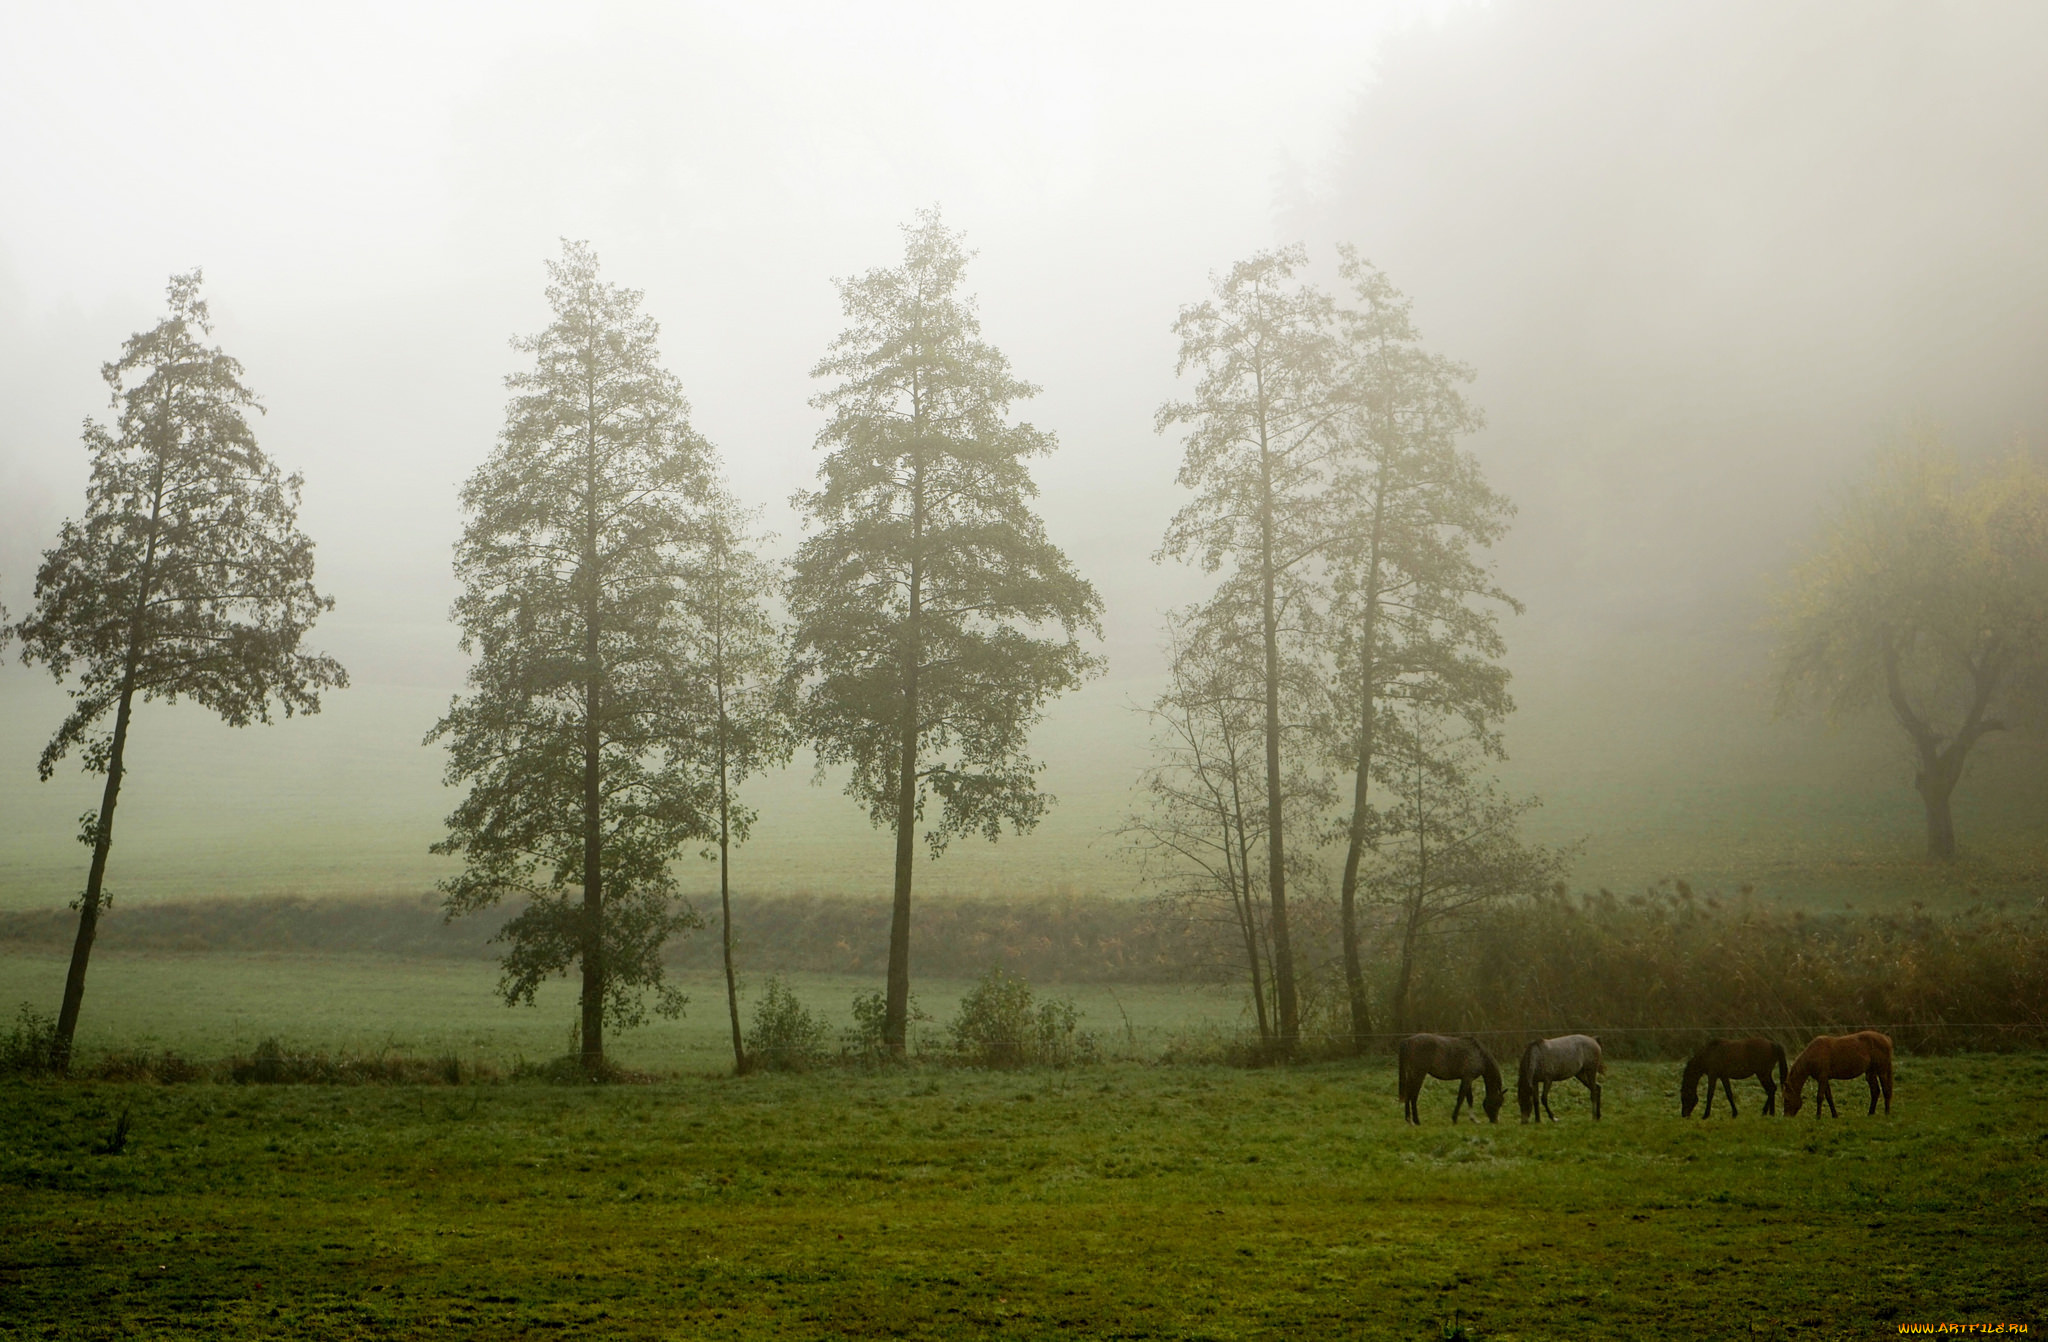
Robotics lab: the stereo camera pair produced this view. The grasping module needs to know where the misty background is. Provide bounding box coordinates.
[4,0,2046,911]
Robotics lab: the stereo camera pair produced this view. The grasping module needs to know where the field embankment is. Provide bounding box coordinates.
[5,886,2047,1065]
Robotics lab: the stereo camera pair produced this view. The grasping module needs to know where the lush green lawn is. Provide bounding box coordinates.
[3,1053,2043,1339]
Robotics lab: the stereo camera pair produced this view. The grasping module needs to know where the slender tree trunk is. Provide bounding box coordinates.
[1254,379,1299,1051]
[1215,715,1270,1043]
[1392,737,1428,1035]
[1225,817,1270,1044]
[53,462,164,1072]
[55,677,137,1072]
[885,437,927,1059]
[1392,906,1421,1036]
[580,400,605,1074]
[718,661,745,1074]
[1337,486,1388,1052]
[886,596,920,1057]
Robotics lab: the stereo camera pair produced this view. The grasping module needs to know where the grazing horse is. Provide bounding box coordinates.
[1681,1037,1789,1118]
[1518,1035,1604,1122]
[1785,1031,1893,1118]
[1397,1034,1505,1125]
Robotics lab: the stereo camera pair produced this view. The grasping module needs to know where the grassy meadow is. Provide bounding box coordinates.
[0,952,1241,1072]
[3,1054,2043,1339]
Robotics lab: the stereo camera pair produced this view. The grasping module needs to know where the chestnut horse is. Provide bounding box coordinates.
[1681,1037,1788,1118]
[1397,1034,1505,1124]
[1784,1031,1893,1118]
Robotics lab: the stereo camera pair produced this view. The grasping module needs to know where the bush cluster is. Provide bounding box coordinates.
[743,977,832,1071]
[944,968,1096,1068]
[2,1004,61,1076]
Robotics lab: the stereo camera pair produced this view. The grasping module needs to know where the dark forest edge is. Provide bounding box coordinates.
[5,884,2044,1061]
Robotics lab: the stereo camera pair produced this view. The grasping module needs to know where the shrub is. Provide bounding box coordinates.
[842,988,931,1064]
[745,977,830,1071]
[1,1003,61,1076]
[946,968,1095,1068]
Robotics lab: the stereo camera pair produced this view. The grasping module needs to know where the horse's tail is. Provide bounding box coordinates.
[1517,1040,1539,1096]
[1772,1041,1789,1088]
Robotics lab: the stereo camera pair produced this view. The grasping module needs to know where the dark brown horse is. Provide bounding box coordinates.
[1398,1034,1504,1124]
[1785,1031,1893,1118]
[1681,1037,1788,1117]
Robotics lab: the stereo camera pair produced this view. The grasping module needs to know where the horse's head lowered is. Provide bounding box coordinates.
[1481,1054,1505,1123]
[1680,1061,1703,1118]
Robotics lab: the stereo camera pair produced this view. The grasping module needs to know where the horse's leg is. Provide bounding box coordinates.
[1721,1076,1738,1118]
[1542,1080,1557,1122]
[1585,1070,1602,1120]
[1882,1064,1893,1115]
[1822,1077,1838,1118]
[1702,1080,1714,1118]
[1452,1078,1472,1123]
[1866,1068,1880,1116]
[1762,1078,1777,1116]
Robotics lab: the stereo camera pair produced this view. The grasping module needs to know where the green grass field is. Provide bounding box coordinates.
[0,951,1246,1072]
[4,1053,2043,1339]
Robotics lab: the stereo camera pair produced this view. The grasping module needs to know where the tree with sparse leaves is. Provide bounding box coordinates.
[675,489,789,1074]
[14,271,346,1070]
[430,242,714,1074]
[1123,606,1327,1044]
[1324,250,1518,1049]
[1367,704,1566,1034]
[1774,446,2048,861]
[1157,246,1339,1052]
[786,211,1102,1058]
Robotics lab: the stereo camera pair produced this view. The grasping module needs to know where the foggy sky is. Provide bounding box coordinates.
[5,1,2046,906]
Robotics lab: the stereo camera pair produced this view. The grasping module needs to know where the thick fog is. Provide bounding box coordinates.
[4,1,2045,907]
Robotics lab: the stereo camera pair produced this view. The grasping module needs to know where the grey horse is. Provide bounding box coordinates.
[1398,1034,1505,1124]
[1518,1034,1605,1121]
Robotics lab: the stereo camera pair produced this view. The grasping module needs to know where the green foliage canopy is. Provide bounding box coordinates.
[785,210,1102,1054]
[430,242,714,1059]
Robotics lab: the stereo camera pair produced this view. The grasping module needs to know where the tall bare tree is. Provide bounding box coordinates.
[786,211,1102,1057]
[1774,447,2048,860]
[1324,251,1518,1049]
[1157,246,1338,1050]
[431,242,713,1073]
[14,271,345,1069]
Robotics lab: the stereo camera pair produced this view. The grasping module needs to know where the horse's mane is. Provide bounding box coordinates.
[1468,1036,1503,1091]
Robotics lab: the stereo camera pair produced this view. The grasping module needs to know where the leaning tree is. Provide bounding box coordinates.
[430,241,716,1073]
[15,271,346,1069]
[786,210,1101,1058]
